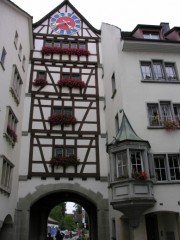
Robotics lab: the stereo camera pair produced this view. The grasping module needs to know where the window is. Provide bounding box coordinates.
[0,47,7,69]
[45,41,53,47]
[111,73,116,98]
[14,31,18,48]
[18,44,22,60]
[116,151,128,178]
[44,40,88,50]
[0,155,14,194]
[22,56,26,71]
[147,101,180,127]
[143,32,160,39]
[130,150,143,174]
[62,73,80,79]
[10,65,23,104]
[62,42,69,48]
[54,147,74,157]
[54,41,60,47]
[154,154,180,182]
[53,107,73,116]
[79,42,86,49]
[115,114,119,135]
[37,71,46,79]
[71,42,78,49]
[141,60,178,81]
[4,107,18,146]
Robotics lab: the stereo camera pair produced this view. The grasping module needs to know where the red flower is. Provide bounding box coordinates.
[32,78,48,87]
[41,47,90,56]
[48,114,77,126]
[163,120,179,130]
[57,79,86,88]
[50,155,79,167]
[132,171,147,180]
[7,125,17,142]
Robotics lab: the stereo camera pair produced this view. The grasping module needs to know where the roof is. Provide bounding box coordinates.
[5,0,33,19]
[33,0,101,34]
[109,112,150,147]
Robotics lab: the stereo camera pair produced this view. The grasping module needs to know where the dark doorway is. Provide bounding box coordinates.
[145,214,159,240]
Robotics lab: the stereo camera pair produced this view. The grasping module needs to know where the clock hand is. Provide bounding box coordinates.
[62,20,72,29]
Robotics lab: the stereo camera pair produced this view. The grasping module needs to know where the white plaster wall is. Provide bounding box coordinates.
[0,0,32,225]
[101,22,180,240]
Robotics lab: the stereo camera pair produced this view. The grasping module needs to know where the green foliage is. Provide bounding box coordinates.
[63,214,77,230]
[49,203,66,227]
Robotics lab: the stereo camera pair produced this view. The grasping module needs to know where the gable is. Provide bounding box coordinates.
[33,0,100,38]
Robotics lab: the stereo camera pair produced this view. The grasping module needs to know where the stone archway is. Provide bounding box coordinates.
[15,182,109,240]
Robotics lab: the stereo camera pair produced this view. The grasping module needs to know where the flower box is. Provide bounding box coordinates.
[7,125,17,142]
[48,114,77,126]
[32,78,48,87]
[41,47,90,56]
[57,79,86,88]
[132,171,147,180]
[163,120,179,130]
[50,155,79,167]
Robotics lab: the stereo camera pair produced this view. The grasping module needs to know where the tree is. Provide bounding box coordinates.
[49,203,66,227]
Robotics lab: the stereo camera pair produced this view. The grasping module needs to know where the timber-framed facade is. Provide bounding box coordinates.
[28,0,102,180]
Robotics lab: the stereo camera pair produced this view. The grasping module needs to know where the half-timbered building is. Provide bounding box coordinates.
[16,1,109,240]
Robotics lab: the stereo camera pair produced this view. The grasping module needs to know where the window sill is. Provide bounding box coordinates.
[0,185,11,195]
[141,79,180,84]
[3,132,16,147]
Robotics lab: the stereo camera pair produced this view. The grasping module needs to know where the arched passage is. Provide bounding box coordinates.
[15,182,109,240]
[30,191,97,240]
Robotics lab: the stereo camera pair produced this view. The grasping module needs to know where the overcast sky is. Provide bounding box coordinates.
[12,0,180,31]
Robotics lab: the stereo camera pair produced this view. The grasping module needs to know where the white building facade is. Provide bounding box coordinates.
[1,0,180,240]
[0,0,33,239]
[101,22,180,240]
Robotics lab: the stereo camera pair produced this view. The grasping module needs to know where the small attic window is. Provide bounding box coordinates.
[143,31,160,40]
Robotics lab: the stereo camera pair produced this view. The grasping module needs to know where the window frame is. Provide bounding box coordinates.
[147,101,179,127]
[143,31,160,40]
[54,147,75,158]
[53,106,73,116]
[0,46,7,70]
[14,31,18,49]
[0,155,14,194]
[111,72,117,98]
[153,154,180,182]
[140,60,178,82]
[4,106,18,146]
[10,64,23,104]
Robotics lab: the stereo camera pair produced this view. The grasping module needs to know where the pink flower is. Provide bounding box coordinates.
[32,78,48,87]
[41,47,90,56]
[48,114,77,126]
[57,79,86,88]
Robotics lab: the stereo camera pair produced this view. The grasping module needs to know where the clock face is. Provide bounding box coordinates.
[50,12,81,35]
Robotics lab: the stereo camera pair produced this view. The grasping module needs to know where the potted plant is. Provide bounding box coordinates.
[132,171,147,180]
[7,125,17,142]
[57,79,86,88]
[50,155,79,168]
[32,78,48,87]
[41,46,90,56]
[48,114,77,126]
[163,120,179,130]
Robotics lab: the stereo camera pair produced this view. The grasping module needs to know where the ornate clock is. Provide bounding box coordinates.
[50,12,81,35]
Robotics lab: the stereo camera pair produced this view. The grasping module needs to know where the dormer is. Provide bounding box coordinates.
[165,27,180,41]
[131,24,164,40]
